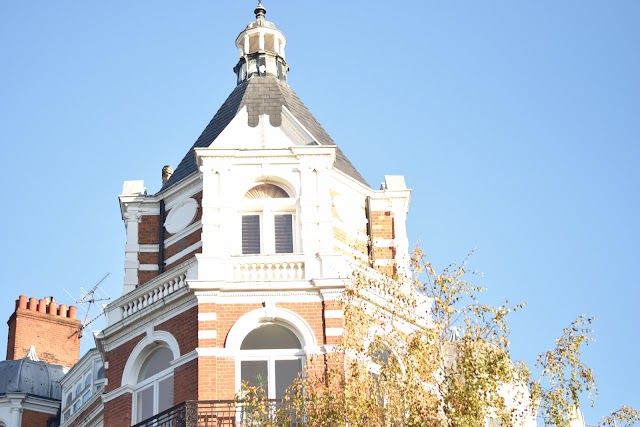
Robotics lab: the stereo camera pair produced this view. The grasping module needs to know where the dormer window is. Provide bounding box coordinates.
[241,184,295,255]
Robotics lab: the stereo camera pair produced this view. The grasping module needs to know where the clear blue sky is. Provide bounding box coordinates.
[1,1,638,424]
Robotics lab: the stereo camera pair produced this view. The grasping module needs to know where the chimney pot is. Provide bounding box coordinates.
[162,165,174,185]
[18,295,27,310]
[38,299,47,313]
[49,301,58,316]
[28,297,37,311]
[58,304,67,317]
[68,306,77,320]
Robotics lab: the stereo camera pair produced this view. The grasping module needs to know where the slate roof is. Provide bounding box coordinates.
[159,76,369,192]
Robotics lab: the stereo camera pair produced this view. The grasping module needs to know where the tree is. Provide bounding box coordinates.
[238,248,639,427]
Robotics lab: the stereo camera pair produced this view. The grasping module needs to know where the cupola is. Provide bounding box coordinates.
[233,1,289,85]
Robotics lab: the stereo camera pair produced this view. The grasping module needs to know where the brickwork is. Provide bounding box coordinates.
[164,229,202,260]
[105,333,144,393]
[174,359,198,404]
[370,210,396,276]
[370,211,394,240]
[138,270,159,286]
[156,306,198,355]
[278,302,324,345]
[139,251,159,265]
[165,248,202,271]
[139,215,160,245]
[214,359,236,400]
[103,393,132,427]
[198,356,218,400]
[6,296,81,368]
[215,304,263,348]
[22,409,54,427]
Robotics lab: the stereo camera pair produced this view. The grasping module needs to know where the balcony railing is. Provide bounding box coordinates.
[132,400,308,427]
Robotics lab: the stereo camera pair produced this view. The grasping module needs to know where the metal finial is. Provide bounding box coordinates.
[255,1,267,21]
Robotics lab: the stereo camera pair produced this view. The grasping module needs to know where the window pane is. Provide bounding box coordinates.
[275,359,302,399]
[242,215,261,254]
[241,360,268,390]
[274,214,293,253]
[137,386,154,422]
[83,390,92,404]
[139,347,173,381]
[241,324,302,350]
[158,376,174,413]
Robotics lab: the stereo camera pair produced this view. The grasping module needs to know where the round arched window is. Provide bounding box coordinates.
[241,184,295,255]
[239,323,304,399]
[135,346,174,423]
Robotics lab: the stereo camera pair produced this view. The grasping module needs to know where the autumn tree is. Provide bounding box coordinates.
[238,248,639,427]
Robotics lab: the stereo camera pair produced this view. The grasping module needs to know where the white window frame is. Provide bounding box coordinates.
[239,183,298,256]
[240,198,297,255]
[133,367,174,423]
[237,332,305,399]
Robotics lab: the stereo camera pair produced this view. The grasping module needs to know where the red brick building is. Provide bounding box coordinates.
[59,3,411,426]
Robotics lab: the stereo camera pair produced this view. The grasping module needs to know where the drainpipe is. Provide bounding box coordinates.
[159,199,165,274]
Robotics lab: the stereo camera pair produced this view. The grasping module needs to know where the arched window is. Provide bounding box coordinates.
[240,183,295,255]
[239,323,304,399]
[96,363,105,380]
[82,373,93,403]
[134,346,174,423]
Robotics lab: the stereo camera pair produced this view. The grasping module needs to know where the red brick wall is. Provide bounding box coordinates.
[22,409,54,427]
[174,359,198,404]
[138,271,159,286]
[139,252,159,265]
[104,393,132,427]
[371,210,396,276]
[165,248,202,271]
[156,306,198,355]
[164,230,202,260]
[6,303,82,368]
[370,211,394,240]
[105,333,144,393]
[139,215,160,245]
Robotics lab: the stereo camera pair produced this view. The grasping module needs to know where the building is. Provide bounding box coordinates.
[88,2,410,426]
[0,296,82,427]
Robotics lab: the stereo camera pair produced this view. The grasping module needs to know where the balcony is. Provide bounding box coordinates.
[132,400,308,427]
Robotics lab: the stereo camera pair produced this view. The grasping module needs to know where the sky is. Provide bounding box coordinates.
[1,0,638,425]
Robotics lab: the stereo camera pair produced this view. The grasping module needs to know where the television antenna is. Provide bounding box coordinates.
[64,273,112,338]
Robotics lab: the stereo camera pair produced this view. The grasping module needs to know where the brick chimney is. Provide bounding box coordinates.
[6,295,82,368]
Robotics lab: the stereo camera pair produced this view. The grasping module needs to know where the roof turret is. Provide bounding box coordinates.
[234,1,289,85]
[0,346,66,399]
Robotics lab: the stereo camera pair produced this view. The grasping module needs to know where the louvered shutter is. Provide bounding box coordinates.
[274,214,293,254]
[242,215,261,254]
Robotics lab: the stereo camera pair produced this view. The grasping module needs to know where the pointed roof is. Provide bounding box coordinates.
[160,76,369,192]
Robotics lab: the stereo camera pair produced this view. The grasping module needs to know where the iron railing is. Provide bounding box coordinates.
[132,399,307,427]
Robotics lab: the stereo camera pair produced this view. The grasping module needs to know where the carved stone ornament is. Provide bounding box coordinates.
[164,198,199,234]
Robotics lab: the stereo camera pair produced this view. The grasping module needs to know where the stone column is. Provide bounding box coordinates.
[122,207,142,294]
